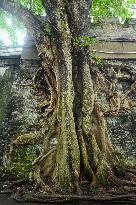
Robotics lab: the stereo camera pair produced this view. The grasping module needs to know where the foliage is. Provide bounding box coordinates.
[90,0,135,22]
[89,51,102,65]
[0,9,26,45]
[0,0,135,45]
[73,36,96,47]
[0,0,44,46]
[18,0,44,15]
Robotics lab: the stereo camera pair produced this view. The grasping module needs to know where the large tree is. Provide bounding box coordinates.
[0,0,136,199]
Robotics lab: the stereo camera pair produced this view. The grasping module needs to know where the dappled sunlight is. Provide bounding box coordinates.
[0,12,27,46]
[15,30,27,46]
[0,30,12,46]
[0,29,26,47]
[0,29,26,46]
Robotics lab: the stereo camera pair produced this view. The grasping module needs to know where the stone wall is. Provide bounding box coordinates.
[0,57,20,163]
[97,59,136,160]
[88,18,136,161]
[89,18,136,59]
[0,55,41,166]
[90,18,136,41]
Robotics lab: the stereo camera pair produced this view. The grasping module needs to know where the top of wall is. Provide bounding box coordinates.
[0,34,38,59]
[0,47,22,58]
[89,18,136,41]
[89,18,136,59]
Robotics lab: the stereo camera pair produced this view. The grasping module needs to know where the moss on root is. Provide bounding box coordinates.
[13,133,44,146]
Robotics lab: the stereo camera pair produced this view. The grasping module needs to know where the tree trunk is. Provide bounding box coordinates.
[31,0,120,193]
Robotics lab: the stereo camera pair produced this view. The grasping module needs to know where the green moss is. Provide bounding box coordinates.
[95,160,112,186]
[13,133,43,145]
[1,145,39,182]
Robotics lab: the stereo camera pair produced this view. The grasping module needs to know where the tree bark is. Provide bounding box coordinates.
[40,0,118,192]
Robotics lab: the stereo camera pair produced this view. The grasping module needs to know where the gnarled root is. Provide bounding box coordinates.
[30,148,56,194]
[14,192,136,203]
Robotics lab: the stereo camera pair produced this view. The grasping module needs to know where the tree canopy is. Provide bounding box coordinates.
[0,0,135,46]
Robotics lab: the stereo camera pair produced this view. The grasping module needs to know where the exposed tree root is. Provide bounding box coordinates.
[0,178,31,195]
[125,168,136,175]
[32,148,56,166]
[13,192,136,203]
[1,177,136,203]
[124,186,136,192]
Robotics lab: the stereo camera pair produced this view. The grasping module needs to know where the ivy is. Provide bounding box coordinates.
[89,51,102,65]
[73,36,96,47]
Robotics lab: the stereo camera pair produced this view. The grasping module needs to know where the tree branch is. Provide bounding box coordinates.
[65,0,92,36]
[0,0,44,43]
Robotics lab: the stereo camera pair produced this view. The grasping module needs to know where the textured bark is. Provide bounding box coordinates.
[38,0,122,192]
[43,1,81,192]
